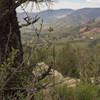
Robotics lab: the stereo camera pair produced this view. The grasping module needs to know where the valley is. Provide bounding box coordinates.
[17,8,100,49]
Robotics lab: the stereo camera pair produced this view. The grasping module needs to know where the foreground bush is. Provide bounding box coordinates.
[34,83,100,100]
[56,43,79,77]
[76,83,99,100]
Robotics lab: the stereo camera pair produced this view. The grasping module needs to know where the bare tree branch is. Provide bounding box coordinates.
[19,16,40,28]
[0,0,52,22]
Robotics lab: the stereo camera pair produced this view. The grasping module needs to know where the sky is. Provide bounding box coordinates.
[16,0,100,12]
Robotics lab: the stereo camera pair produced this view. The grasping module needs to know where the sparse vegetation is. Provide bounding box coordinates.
[0,1,100,99]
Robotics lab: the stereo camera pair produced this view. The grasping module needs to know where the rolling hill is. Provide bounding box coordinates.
[17,8,100,28]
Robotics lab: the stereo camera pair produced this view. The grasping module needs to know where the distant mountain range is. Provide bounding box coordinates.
[17,8,100,28]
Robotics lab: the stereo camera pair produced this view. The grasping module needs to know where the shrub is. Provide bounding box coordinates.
[76,83,99,100]
[56,42,79,77]
[54,84,76,100]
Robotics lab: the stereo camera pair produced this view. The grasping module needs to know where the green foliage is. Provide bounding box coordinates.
[54,85,76,100]
[24,46,52,69]
[48,27,54,32]
[77,44,100,83]
[76,83,98,100]
[33,83,100,100]
[56,42,79,77]
[0,48,18,90]
[0,43,100,99]
[34,91,45,100]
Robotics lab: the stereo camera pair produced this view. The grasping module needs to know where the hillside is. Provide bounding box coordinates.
[17,9,73,24]
[21,18,100,49]
[17,8,100,28]
[18,8,100,49]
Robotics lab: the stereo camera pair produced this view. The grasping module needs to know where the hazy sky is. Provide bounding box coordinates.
[16,0,100,12]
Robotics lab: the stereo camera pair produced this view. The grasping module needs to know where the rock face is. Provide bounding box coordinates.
[32,62,100,88]
[79,19,95,34]
[50,69,64,83]
[79,26,88,33]
[32,62,77,87]
[79,19,100,36]
[83,28,100,35]
[32,62,64,81]
[32,62,49,77]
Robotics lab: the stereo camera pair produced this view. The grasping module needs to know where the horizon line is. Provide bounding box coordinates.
[17,7,100,13]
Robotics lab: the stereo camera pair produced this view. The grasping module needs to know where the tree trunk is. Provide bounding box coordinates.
[0,1,23,98]
[0,0,23,66]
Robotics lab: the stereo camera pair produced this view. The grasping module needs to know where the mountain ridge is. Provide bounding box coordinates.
[17,8,100,28]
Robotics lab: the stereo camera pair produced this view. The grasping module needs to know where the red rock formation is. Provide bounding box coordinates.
[83,28,100,35]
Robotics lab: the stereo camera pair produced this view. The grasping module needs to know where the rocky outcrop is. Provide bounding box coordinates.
[79,26,88,33]
[32,62,49,77]
[79,19,100,36]
[32,62,78,87]
[83,28,100,35]
[32,62,100,88]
